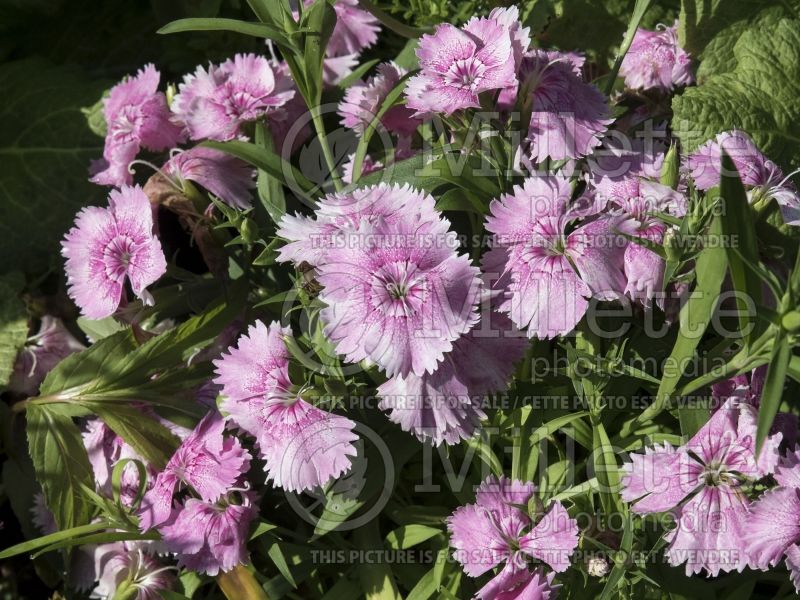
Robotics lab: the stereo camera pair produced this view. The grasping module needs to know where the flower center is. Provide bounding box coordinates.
[104,235,137,281]
[370,260,427,318]
[445,58,486,90]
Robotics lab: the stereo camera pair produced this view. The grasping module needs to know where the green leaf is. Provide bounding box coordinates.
[75,315,124,342]
[254,121,286,227]
[384,525,440,550]
[591,417,623,516]
[0,272,27,387]
[301,0,337,104]
[673,15,800,169]
[756,335,791,453]
[605,0,653,94]
[598,512,634,600]
[26,404,95,531]
[678,0,780,56]
[0,59,109,274]
[0,520,111,559]
[158,17,293,47]
[718,150,762,343]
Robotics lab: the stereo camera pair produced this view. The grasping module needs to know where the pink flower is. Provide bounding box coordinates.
[377,312,527,445]
[139,412,250,530]
[163,147,255,210]
[277,182,439,267]
[93,544,175,600]
[323,0,380,57]
[448,476,578,595]
[213,320,359,492]
[9,316,84,397]
[173,54,295,142]
[621,397,782,576]
[520,50,613,163]
[619,21,694,91]
[90,64,183,187]
[266,60,312,155]
[338,62,420,137]
[405,19,517,116]
[61,185,167,319]
[160,492,257,576]
[485,176,626,339]
[316,192,481,377]
[477,566,558,600]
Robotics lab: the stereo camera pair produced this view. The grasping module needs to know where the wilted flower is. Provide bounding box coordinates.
[160,492,257,576]
[405,18,517,116]
[377,312,527,445]
[90,64,183,187]
[172,54,295,142]
[213,320,359,492]
[619,21,694,91]
[62,185,167,319]
[163,147,255,210]
[316,189,481,377]
[139,412,250,530]
[485,176,625,338]
[621,397,782,576]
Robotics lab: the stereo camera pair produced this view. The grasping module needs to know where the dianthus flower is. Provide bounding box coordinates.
[448,476,578,599]
[619,21,694,91]
[62,185,167,319]
[90,65,183,187]
[316,191,481,377]
[172,54,294,142]
[323,0,380,57]
[139,412,250,530]
[621,397,782,576]
[485,176,626,338]
[377,312,527,445]
[162,147,255,210]
[405,17,517,116]
[93,543,175,600]
[213,320,359,492]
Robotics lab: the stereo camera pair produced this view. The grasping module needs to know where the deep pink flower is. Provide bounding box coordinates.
[448,476,578,595]
[213,320,359,492]
[377,312,527,445]
[316,193,481,377]
[160,492,257,576]
[163,147,255,210]
[339,62,420,137]
[90,64,183,187]
[62,185,167,319]
[9,316,84,397]
[173,54,295,142]
[619,21,694,91]
[621,398,782,576]
[405,19,517,116]
[520,50,613,163]
[485,176,626,338]
[139,412,250,530]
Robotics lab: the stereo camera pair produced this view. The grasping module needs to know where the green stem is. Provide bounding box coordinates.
[310,107,343,192]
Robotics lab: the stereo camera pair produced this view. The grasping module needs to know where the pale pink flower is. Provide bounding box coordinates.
[62,185,167,319]
[139,412,250,530]
[520,50,613,163]
[323,0,380,57]
[619,21,694,91]
[485,176,626,338]
[213,320,359,492]
[316,195,481,377]
[448,476,578,596]
[90,64,183,187]
[405,19,517,116]
[339,62,420,137]
[621,397,782,576]
[172,54,295,142]
[377,312,527,445]
[9,316,84,397]
[276,182,438,267]
[163,147,255,210]
[160,492,257,576]
[93,544,174,600]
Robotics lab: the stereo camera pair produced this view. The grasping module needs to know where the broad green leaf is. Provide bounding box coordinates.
[384,525,440,550]
[678,0,779,56]
[158,17,292,47]
[26,404,95,531]
[0,59,108,274]
[76,315,124,342]
[673,16,800,169]
[718,150,762,343]
[216,565,269,600]
[0,272,27,387]
[756,335,792,453]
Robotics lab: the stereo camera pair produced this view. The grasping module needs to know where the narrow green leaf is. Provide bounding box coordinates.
[0,521,110,559]
[604,0,653,94]
[157,17,292,48]
[26,405,95,531]
[591,417,622,516]
[384,525,440,550]
[301,0,337,104]
[756,335,791,454]
[267,541,299,588]
[358,0,431,39]
[254,121,286,226]
[355,522,402,600]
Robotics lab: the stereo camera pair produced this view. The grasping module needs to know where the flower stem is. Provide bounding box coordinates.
[310,107,343,192]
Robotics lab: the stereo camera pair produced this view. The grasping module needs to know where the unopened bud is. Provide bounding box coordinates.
[660,144,680,190]
[241,217,258,244]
